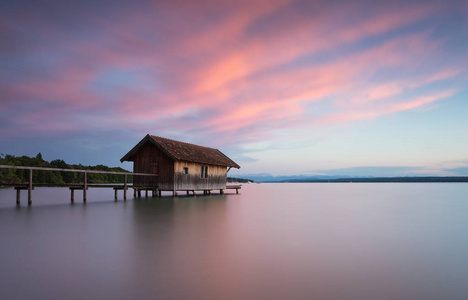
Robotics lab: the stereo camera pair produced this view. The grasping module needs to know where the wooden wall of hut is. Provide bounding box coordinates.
[174,161,227,191]
[133,142,173,190]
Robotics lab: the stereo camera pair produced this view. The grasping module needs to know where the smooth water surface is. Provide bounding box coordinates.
[1,183,467,300]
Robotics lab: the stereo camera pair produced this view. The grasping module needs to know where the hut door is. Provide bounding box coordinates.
[149,159,159,175]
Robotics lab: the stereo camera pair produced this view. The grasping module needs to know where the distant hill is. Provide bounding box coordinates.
[233,173,468,183]
[282,177,468,183]
[232,173,351,182]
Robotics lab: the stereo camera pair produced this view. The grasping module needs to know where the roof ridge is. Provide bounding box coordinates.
[149,135,219,151]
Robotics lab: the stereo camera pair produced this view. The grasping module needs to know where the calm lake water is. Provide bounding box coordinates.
[1,183,467,300]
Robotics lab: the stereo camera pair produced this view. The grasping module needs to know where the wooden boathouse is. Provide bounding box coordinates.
[120,134,241,196]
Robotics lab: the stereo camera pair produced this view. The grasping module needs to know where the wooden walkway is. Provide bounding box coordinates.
[1,165,241,205]
[226,184,242,194]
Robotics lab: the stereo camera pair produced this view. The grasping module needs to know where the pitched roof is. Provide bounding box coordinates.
[120,134,241,169]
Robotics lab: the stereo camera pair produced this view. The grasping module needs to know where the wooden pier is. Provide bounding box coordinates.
[226,184,242,194]
[1,165,241,205]
[0,165,157,205]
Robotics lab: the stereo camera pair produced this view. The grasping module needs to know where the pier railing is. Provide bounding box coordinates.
[0,165,158,205]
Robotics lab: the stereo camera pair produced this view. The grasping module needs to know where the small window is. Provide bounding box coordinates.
[182,167,188,175]
[200,166,208,178]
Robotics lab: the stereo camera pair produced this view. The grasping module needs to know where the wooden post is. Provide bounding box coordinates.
[16,189,20,205]
[138,189,141,197]
[28,169,33,205]
[114,189,118,201]
[158,190,161,197]
[145,190,148,197]
[134,188,136,197]
[71,189,74,203]
[124,174,127,200]
[220,189,224,194]
[83,171,87,203]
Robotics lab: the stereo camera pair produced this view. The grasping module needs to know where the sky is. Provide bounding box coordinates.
[1,0,467,177]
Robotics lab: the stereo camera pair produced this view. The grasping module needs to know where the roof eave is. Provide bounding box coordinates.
[215,149,241,169]
[120,134,152,162]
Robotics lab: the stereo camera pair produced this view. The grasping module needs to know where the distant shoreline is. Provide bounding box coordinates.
[264,177,468,183]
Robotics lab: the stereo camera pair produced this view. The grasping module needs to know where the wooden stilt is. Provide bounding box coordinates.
[145,190,148,197]
[16,189,20,205]
[28,169,32,205]
[83,172,87,203]
[114,189,118,201]
[124,175,127,200]
[71,189,74,203]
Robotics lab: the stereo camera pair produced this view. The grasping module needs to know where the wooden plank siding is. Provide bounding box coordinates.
[174,161,227,191]
[133,142,173,190]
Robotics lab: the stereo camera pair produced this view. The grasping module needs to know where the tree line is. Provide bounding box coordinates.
[0,153,131,185]
[227,177,254,183]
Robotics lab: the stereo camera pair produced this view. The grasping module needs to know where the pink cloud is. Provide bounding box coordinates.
[316,90,455,124]
[1,0,463,151]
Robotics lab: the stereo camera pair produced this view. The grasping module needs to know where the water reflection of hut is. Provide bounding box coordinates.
[121,134,240,195]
